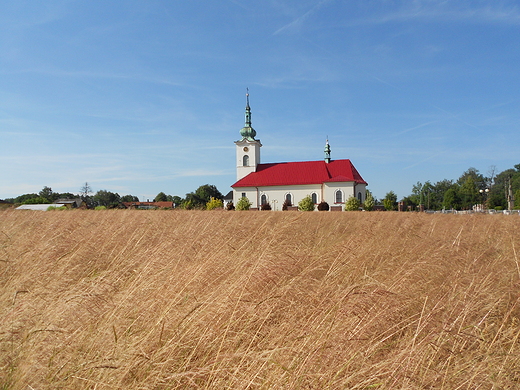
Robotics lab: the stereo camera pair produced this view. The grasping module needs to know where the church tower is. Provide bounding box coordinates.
[235,89,262,181]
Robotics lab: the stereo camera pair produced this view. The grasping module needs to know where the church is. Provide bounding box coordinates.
[231,93,367,211]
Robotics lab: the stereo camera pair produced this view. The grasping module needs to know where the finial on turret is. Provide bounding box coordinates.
[240,88,256,141]
[324,138,331,163]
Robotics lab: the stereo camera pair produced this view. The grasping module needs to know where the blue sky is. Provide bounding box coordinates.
[1,0,519,201]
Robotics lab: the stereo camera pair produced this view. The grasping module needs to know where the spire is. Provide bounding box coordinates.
[324,138,331,163]
[240,88,257,141]
[245,88,251,127]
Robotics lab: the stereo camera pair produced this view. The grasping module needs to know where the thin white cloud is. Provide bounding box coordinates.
[273,0,334,35]
[349,1,520,26]
[396,120,439,136]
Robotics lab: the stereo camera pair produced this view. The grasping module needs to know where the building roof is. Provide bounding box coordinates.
[122,201,173,209]
[223,191,233,201]
[16,204,54,211]
[54,198,84,208]
[232,159,367,188]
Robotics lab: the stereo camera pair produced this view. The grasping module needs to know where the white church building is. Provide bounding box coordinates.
[231,93,367,211]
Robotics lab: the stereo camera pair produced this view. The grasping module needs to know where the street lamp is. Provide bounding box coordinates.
[479,188,490,212]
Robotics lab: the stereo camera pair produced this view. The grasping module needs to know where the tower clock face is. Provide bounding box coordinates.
[243,147,249,152]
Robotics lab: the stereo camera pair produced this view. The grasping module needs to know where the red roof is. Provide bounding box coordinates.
[232,159,367,188]
[122,201,173,208]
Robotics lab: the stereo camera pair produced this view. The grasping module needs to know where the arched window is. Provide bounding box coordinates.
[335,190,343,203]
[243,155,249,167]
[261,194,267,205]
[285,193,292,206]
[311,193,318,204]
[358,192,362,202]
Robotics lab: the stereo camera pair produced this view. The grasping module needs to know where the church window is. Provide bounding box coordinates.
[285,193,292,206]
[335,190,343,203]
[311,193,318,204]
[241,192,246,198]
[261,194,267,205]
[358,192,362,202]
[243,155,249,166]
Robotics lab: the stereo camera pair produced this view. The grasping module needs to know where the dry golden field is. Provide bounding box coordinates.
[1,209,520,389]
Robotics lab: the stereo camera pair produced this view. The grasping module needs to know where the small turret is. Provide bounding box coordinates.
[324,139,331,163]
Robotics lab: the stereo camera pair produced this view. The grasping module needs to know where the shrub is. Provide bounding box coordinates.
[298,195,315,211]
[364,190,375,211]
[206,197,224,210]
[260,202,272,211]
[94,206,107,210]
[317,201,329,211]
[236,197,252,211]
[47,206,67,211]
[282,199,292,211]
[345,196,361,211]
[226,201,235,211]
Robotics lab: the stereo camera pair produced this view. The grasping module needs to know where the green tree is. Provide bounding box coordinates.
[236,197,251,211]
[515,189,520,210]
[39,186,55,203]
[93,190,121,208]
[298,195,315,211]
[154,192,168,202]
[9,193,38,204]
[206,197,224,210]
[459,176,479,209]
[171,196,183,208]
[184,184,223,209]
[345,196,361,211]
[442,188,460,210]
[400,196,417,211]
[121,195,139,202]
[23,196,51,204]
[363,190,375,211]
[487,167,520,210]
[457,167,486,188]
[56,192,75,200]
[196,184,223,202]
[383,191,397,211]
[429,179,454,210]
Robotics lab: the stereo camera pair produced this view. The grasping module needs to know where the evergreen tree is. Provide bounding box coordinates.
[345,196,361,211]
[363,190,375,211]
[236,197,251,211]
[442,188,460,210]
[298,195,315,211]
[154,192,168,202]
[383,191,397,211]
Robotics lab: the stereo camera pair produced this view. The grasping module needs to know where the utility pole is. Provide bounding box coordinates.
[507,177,514,211]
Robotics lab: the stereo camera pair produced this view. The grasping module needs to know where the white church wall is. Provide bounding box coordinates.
[323,182,355,205]
[234,184,367,210]
[257,185,321,210]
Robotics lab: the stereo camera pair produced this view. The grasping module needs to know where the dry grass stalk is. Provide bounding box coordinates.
[0,210,519,389]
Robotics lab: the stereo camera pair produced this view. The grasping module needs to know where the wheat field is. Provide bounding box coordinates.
[1,209,520,389]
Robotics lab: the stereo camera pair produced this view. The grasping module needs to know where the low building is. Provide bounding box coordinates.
[16,204,55,211]
[122,201,173,209]
[54,199,86,208]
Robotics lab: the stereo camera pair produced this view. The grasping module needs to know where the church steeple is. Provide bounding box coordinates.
[235,89,262,182]
[239,88,257,141]
[324,139,331,163]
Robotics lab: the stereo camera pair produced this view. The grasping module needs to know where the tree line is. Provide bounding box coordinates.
[4,163,519,211]
[4,183,225,210]
[380,164,520,211]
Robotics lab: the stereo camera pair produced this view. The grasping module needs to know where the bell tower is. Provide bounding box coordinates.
[235,89,261,181]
